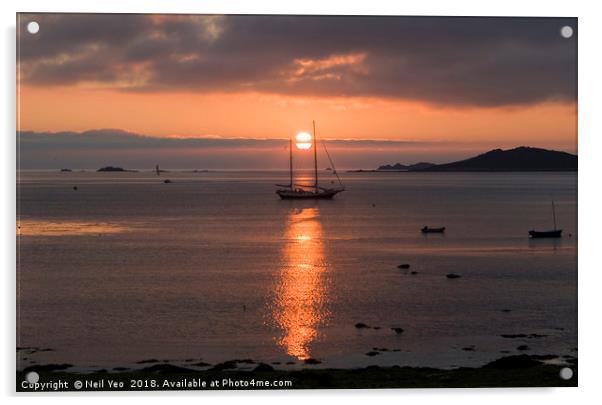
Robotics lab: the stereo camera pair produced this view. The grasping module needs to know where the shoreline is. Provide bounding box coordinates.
[17,354,577,391]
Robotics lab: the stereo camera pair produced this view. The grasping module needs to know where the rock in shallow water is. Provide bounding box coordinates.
[254,363,275,372]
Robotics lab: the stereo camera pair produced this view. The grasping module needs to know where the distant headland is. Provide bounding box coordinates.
[97,166,138,172]
[351,147,577,172]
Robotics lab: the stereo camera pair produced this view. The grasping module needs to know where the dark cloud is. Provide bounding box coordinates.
[18,14,577,106]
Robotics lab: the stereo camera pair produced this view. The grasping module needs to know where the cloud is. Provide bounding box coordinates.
[17,129,477,170]
[18,14,577,106]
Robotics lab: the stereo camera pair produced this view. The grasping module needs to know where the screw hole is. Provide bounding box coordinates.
[25,371,39,383]
[560,25,573,39]
[559,367,573,380]
[27,21,40,35]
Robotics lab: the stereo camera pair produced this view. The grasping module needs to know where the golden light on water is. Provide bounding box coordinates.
[272,207,329,360]
[17,220,128,236]
[295,132,312,150]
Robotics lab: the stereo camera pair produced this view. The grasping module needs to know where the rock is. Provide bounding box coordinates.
[141,364,195,373]
[355,322,370,329]
[484,355,539,369]
[446,273,461,279]
[233,359,255,364]
[500,334,528,338]
[23,363,72,372]
[253,363,275,372]
[530,354,558,360]
[136,359,160,364]
[365,351,380,357]
[304,358,321,365]
[391,327,404,334]
[398,264,411,269]
[210,360,238,371]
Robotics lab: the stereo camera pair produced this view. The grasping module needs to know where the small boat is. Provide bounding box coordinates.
[276,121,344,200]
[421,226,445,233]
[529,201,562,238]
[529,229,562,238]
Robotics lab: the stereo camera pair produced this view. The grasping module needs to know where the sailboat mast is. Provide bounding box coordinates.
[313,120,318,188]
[289,137,293,188]
[552,200,557,230]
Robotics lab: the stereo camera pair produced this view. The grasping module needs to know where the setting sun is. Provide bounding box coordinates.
[296,132,312,150]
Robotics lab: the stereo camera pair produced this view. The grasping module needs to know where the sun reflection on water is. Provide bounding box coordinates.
[272,207,330,360]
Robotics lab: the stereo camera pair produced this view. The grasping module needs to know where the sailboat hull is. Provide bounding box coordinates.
[529,229,562,238]
[276,189,343,199]
[276,121,345,199]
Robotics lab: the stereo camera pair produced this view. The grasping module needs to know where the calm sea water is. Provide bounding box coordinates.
[17,170,577,371]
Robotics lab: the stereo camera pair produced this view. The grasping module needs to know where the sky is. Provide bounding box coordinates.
[17,14,577,169]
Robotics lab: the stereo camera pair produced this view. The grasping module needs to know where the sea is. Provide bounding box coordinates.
[16,170,577,372]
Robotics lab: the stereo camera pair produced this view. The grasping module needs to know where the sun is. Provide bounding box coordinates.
[296,132,312,150]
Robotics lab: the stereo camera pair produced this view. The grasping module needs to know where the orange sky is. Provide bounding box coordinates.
[18,84,577,152]
[16,14,578,169]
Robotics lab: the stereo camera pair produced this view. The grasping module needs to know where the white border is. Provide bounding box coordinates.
[3,0,601,404]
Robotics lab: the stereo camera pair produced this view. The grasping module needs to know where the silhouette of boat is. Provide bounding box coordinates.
[529,201,562,238]
[529,229,562,238]
[421,226,446,233]
[276,121,344,200]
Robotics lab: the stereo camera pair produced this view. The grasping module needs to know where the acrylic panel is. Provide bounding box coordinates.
[16,13,577,391]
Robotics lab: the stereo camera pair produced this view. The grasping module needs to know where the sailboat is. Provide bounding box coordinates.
[529,201,562,238]
[276,121,345,200]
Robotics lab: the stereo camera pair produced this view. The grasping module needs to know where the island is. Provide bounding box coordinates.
[97,166,138,172]
[354,147,577,173]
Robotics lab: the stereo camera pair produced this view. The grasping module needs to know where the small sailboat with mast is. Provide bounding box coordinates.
[276,121,345,199]
[529,200,562,238]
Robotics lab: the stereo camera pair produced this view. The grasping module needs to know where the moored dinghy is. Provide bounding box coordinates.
[421,226,446,233]
[529,229,562,238]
